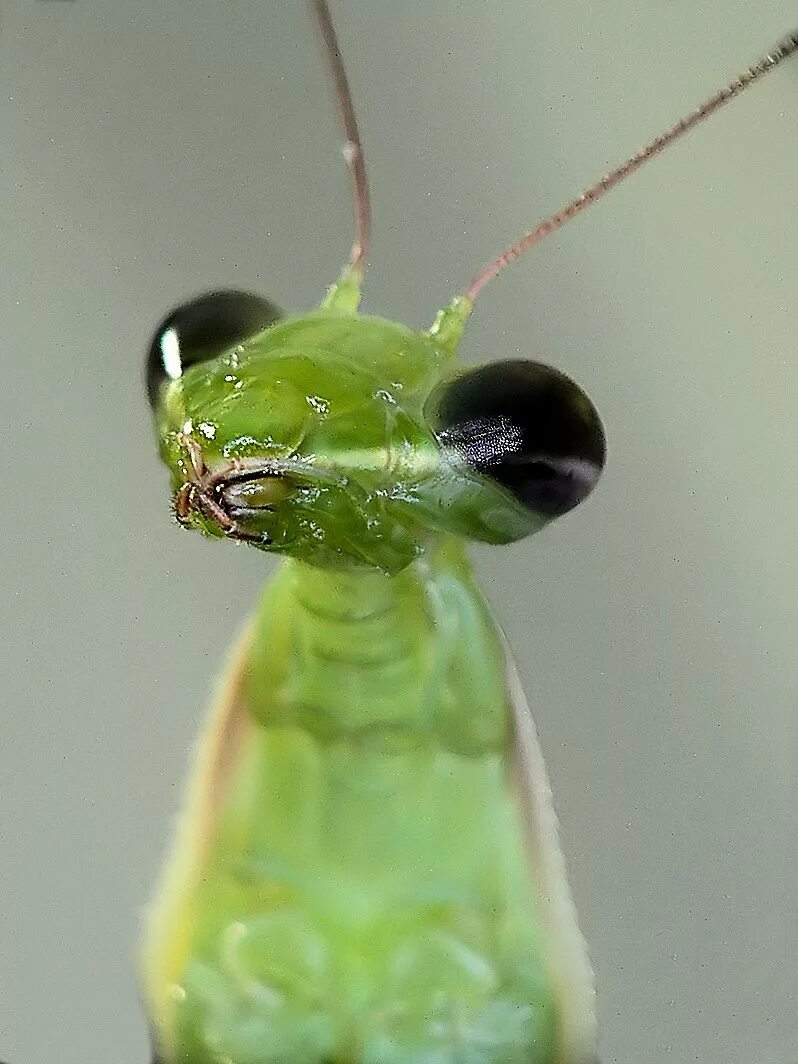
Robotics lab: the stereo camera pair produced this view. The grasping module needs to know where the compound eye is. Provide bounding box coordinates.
[145,290,281,408]
[428,359,606,518]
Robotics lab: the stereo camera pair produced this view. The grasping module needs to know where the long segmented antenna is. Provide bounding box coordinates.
[311,0,372,277]
[465,30,798,303]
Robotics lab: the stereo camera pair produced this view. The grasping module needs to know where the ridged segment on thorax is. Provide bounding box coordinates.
[150,542,560,1063]
[245,545,508,753]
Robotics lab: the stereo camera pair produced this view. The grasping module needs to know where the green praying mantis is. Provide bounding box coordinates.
[140,5,798,1062]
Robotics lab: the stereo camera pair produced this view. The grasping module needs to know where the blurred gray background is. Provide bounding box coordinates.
[1,2,796,1062]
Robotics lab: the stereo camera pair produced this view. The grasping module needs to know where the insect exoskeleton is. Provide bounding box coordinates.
[140,5,797,1063]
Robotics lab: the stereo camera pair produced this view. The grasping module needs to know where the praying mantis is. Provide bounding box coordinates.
[140,4,798,1062]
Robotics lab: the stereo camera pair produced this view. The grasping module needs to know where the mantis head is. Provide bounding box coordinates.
[144,3,797,574]
[146,287,605,575]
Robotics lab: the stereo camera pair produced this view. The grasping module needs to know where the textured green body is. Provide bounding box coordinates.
[144,291,593,1063]
[169,540,557,1064]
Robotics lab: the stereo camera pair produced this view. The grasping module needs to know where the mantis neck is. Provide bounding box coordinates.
[291,559,421,672]
[245,539,507,753]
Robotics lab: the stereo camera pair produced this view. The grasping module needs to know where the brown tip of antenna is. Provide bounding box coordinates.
[311,0,372,276]
[465,28,798,303]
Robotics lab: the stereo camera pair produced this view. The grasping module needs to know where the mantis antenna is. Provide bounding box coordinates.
[311,0,372,277]
[309,3,796,303]
[465,29,798,302]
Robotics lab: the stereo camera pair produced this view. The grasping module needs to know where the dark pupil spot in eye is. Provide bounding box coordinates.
[430,359,606,518]
[145,290,281,408]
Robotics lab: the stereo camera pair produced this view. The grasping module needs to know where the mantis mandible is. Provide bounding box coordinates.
[141,5,797,1062]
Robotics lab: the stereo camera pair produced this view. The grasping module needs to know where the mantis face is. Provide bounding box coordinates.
[148,291,606,574]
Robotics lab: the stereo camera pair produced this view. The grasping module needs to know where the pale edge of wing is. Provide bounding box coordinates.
[501,633,598,1064]
[137,618,598,1062]
[139,620,256,1053]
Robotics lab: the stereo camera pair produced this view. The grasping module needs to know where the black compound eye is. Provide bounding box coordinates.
[428,359,606,518]
[145,290,281,408]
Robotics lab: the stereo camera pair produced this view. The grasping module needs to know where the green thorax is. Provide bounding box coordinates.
[170,540,558,1064]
